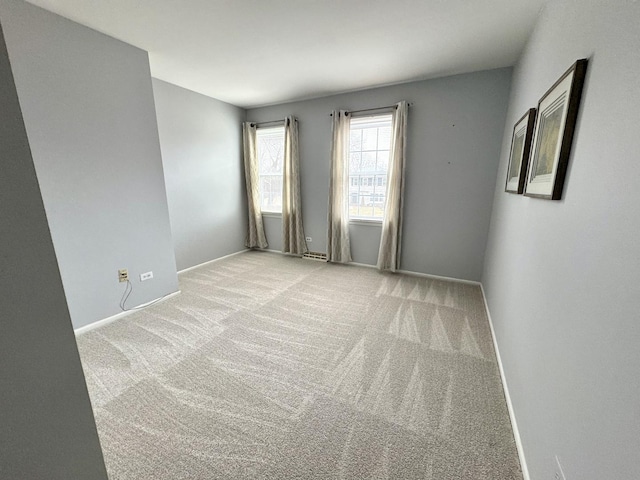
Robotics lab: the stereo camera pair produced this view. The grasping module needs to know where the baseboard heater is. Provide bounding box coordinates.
[303,251,327,262]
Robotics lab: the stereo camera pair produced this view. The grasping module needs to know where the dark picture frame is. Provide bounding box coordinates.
[524,59,588,200]
[505,108,536,194]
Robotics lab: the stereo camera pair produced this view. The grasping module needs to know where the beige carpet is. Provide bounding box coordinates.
[77,250,522,479]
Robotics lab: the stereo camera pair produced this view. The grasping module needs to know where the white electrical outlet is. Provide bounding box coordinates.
[554,456,567,480]
[140,271,153,282]
[305,236,312,242]
[118,269,128,282]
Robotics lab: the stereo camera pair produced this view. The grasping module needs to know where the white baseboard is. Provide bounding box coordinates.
[260,248,302,257]
[178,249,250,275]
[348,260,481,286]
[74,290,181,336]
[396,268,480,286]
[263,250,480,285]
[345,260,376,269]
[479,283,530,480]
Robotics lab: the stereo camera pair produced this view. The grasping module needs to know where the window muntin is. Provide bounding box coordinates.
[348,114,392,221]
[256,126,284,213]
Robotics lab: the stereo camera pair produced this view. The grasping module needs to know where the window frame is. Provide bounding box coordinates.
[256,125,285,215]
[347,113,392,223]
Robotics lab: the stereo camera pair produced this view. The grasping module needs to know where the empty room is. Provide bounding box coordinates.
[1,0,639,479]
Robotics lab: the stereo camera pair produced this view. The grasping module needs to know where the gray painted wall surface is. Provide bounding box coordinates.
[0,0,178,329]
[248,70,511,280]
[482,1,640,479]
[0,21,108,479]
[152,79,247,271]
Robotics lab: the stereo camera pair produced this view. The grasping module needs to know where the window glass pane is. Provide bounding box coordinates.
[361,128,378,150]
[362,151,376,172]
[376,150,390,172]
[358,195,377,218]
[377,126,391,150]
[349,129,362,151]
[257,126,284,213]
[349,152,362,171]
[259,175,282,213]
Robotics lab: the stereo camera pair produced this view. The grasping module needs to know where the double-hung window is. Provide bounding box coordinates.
[256,126,285,214]
[348,114,392,221]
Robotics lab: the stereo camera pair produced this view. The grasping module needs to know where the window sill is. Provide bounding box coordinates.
[349,219,382,226]
[261,211,282,218]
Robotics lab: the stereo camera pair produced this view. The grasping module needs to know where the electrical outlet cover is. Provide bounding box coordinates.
[140,271,153,282]
[118,269,128,282]
[305,236,312,242]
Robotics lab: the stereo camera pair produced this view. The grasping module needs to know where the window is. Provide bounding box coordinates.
[256,126,284,213]
[348,114,392,220]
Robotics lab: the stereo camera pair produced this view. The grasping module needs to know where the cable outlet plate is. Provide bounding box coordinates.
[554,456,567,480]
[118,269,128,282]
[140,271,153,282]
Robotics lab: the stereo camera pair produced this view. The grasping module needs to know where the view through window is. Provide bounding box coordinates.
[349,114,392,220]
[256,126,285,213]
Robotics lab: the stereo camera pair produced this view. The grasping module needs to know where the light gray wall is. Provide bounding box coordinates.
[482,1,640,479]
[152,79,247,271]
[0,0,178,329]
[0,21,108,479]
[247,69,511,280]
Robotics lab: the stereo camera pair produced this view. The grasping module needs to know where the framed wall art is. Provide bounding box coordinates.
[505,108,536,194]
[524,59,588,200]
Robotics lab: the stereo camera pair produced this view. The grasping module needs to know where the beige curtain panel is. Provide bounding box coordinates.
[326,110,352,263]
[282,116,308,256]
[377,101,408,271]
[242,122,268,249]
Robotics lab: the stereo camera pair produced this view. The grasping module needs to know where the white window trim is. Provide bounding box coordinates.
[348,113,392,223]
[256,125,285,215]
[349,218,382,226]
[261,211,282,218]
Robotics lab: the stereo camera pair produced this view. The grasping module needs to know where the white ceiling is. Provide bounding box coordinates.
[25,0,546,108]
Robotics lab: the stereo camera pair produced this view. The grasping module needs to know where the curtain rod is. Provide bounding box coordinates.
[330,102,413,116]
[250,119,288,128]
[250,120,284,127]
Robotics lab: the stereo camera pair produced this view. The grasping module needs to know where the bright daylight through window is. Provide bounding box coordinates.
[349,114,392,220]
[257,126,285,213]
